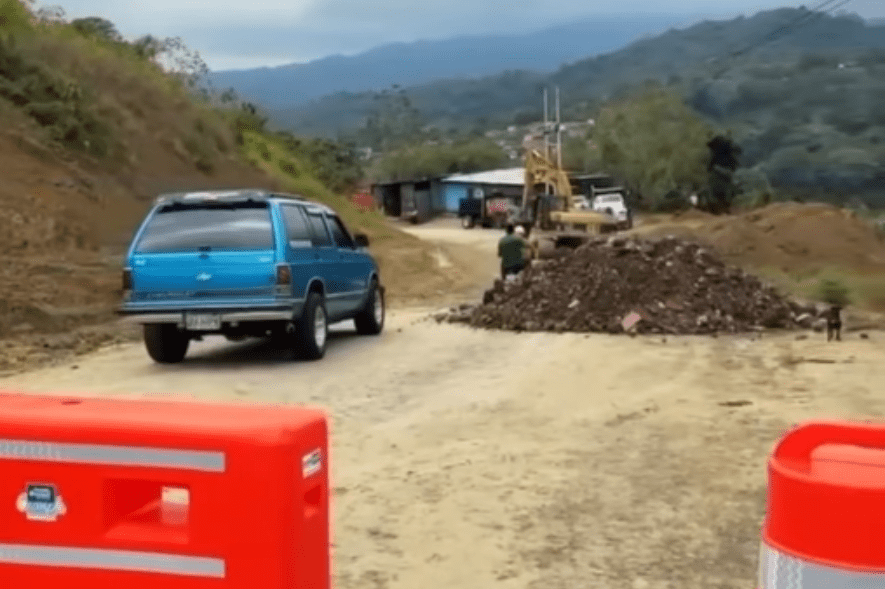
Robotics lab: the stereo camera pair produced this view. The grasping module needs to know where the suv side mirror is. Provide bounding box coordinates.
[354,233,370,248]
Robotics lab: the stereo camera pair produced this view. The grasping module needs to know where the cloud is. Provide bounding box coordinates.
[39,0,885,70]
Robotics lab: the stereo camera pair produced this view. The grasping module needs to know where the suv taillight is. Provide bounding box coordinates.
[276,264,291,286]
[122,268,132,291]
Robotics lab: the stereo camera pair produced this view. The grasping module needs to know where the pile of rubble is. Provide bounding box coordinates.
[438,236,829,335]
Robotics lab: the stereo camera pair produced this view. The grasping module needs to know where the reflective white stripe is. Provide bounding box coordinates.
[0,439,225,472]
[0,543,224,578]
[760,544,885,588]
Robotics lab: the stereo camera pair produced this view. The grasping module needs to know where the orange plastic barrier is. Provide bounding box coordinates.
[0,392,329,588]
[758,420,885,588]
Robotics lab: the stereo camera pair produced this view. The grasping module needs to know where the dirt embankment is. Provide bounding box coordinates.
[632,202,885,274]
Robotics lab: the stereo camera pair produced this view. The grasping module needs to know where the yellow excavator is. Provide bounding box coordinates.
[511,149,620,257]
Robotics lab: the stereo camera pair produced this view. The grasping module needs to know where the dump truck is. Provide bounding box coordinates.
[458,189,519,229]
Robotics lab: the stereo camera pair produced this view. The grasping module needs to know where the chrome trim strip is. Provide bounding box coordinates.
[220,310,294,322]
[0,439,225,472]
[118,313,182,324]
[0,543,225,578]
[326,290,366,299]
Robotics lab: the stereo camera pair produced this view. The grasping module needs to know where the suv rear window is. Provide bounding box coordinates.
[134,201,275,253]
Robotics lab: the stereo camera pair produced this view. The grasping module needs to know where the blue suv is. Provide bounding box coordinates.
[118,189,385,363]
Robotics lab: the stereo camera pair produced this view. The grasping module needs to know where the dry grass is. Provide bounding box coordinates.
[755,265,885,312]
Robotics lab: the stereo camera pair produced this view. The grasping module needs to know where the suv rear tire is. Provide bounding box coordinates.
[144,324,190,364]
[354,281,385,335]
[296,292,328,360]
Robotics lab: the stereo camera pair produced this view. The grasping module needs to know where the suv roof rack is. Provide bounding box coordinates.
[154,188,270,205]
[151,189,338,215]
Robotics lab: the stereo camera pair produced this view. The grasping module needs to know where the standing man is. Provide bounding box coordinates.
[498,224,527,280]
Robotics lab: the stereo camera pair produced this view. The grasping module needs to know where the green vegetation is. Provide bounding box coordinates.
[0,0,367,212]
[268,8,885,206]
[0,1,223,160]
[0,13,110,155]
[274,132,363,193]
[817,277,852,307]
[592,86,713,209]
[755,265,885,313]
[372,137,509,182]
[239,129,393,238]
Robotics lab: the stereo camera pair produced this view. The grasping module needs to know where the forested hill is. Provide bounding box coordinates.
[267,7,885,141]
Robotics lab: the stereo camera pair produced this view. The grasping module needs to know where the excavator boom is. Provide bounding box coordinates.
[518,149,617,235]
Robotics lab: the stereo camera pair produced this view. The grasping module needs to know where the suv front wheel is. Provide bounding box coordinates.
[144,324,190,364]
[296,292,328,360]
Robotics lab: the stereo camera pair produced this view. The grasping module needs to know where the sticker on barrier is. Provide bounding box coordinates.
[16,483,66,522]
[302,449,322,478]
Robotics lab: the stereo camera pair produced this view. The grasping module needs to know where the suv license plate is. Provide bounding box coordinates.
[185,313,221,331]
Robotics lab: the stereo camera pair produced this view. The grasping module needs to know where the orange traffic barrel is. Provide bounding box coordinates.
[759,420,885,588]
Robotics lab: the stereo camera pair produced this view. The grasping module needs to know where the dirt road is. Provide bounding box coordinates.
[1,220,883,589]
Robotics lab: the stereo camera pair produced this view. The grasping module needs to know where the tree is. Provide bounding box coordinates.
[149,36,211,92]
[0,0,35,30]
[372,137,507,182]
[33,4,65,24]
[351,85,426,151]
[593,88,714,210]
[71,17,122,43]
[132,35,164,60]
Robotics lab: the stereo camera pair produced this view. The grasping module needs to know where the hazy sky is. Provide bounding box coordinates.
[35,1,885,71]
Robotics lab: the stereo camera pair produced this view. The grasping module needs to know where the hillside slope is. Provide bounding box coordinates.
[0,5,458,371]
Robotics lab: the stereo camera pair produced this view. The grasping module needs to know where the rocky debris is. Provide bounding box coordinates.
[433,304,475,324]
[440,236,830,335]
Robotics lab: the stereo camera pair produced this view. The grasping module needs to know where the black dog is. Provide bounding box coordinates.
[826,305,842,342]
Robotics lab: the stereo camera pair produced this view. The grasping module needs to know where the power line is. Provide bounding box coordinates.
[716,0,854,65]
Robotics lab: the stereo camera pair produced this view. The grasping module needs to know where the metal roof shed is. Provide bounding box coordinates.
[439,168,525,213]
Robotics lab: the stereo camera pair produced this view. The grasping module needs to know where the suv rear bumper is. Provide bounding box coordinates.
[117,302,301,326]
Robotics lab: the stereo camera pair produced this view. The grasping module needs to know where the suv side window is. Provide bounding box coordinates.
[281,204,312,245]
[306,211,333,247]
[328,215,355,249]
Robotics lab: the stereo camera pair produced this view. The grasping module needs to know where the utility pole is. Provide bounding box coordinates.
[543,88,552,196]
[542,88,549,161]
[555,86,562,170]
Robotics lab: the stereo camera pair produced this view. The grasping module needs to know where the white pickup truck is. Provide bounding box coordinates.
[575,189,632,230]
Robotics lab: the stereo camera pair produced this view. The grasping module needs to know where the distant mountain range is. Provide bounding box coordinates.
[242,7,885,200]
[208,14,698,108]
[261,8,885,140]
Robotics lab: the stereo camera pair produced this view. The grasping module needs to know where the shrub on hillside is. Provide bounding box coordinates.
[0,34,110,155]
[818,278,851,307]
[0,0,33,30]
